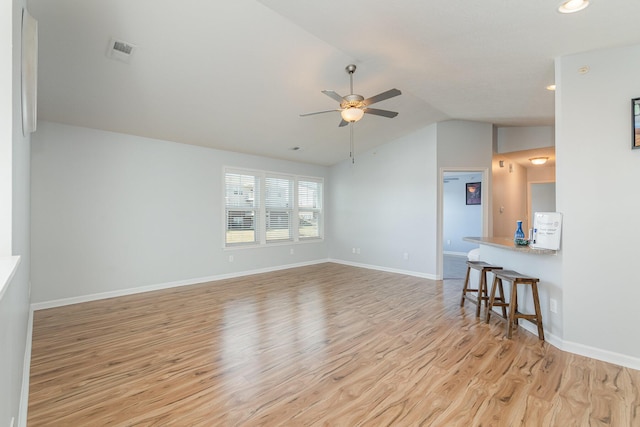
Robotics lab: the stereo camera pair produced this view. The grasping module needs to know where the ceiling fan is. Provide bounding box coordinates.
[300,64,401,162]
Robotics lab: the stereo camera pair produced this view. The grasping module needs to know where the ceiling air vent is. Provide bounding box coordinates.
[106,37,136,63]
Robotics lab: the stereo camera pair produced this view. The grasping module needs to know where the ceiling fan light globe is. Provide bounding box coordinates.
[341,107,364,123]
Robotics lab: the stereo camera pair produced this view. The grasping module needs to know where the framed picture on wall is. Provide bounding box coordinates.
[466,182,481,205]
[632,98,640,149]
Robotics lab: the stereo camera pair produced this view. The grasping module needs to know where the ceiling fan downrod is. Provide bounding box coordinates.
[346,64,357,95]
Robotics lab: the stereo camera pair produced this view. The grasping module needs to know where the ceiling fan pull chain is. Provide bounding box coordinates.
[350,123,355,164]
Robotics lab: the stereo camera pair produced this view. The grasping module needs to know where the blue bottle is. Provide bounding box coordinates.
[514,220,525,242]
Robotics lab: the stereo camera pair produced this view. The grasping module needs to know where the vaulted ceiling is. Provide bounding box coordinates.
[28,0,640,165]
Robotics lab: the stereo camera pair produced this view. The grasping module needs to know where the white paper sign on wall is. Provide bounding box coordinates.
[531,212,562,250]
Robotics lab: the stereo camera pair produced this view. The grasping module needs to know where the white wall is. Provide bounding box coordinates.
[557,43,640,363]
[437,120,494,276]
[1,1,32,427]
[328,120,493,279]
[31,122,329,304]
[437,120,494,169]
[328,125,438,277]
[497,126,555,153]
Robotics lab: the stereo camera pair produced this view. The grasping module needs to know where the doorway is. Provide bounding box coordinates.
[438,168,489,280]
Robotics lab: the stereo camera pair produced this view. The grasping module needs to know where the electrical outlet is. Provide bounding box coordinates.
[550,298,558,313]
[352,247,356,254]
[290,248,294,255]
[356,248,361,254]
[403,252,409,260]
[447,239,451,245]
[228,255,234,262]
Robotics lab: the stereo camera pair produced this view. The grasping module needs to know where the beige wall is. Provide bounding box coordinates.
[492,155,529,236]
[492,126,556,236]
[527,165,555,183]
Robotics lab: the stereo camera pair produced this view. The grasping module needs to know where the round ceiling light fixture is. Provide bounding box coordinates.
[530,157,549,165]
[341,107,365,123]
[558,0,589,14]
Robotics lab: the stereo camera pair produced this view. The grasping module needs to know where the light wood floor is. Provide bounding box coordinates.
[28,263,640,426]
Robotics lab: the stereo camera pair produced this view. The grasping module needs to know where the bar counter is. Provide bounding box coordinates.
[462,236,561,342]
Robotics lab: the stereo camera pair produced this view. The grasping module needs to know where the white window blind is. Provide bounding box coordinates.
[225,172,260,246]
[265,176,293,242]
[298,179,322,239]
[224,168,323,247]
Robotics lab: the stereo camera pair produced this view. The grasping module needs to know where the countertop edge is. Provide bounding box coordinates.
[464,237,557,255]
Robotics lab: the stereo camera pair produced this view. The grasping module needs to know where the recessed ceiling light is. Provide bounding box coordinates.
[546,84,556,91]
[558,0,589,14]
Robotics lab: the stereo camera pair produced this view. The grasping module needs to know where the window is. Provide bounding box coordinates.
[298,179,322,239]
[224,168,323,247]
[265,176,293,242]
[225,172,260,246]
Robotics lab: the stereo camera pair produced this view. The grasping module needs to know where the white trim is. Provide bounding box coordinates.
[31,259,328,311]
[0,255,20,301]
[328,258,439,280]
[560,339,640,371]
[443,251,468,257]
[438,167,490,280]
[18,306,33,427]
[516,321,563,351]
[497,317,640,371]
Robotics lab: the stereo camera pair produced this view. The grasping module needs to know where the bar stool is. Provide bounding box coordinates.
[486,269,544,341]
[460,261,503,317]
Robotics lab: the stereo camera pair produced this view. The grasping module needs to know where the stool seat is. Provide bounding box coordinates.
[493,270,539,282]
[460,261,502,317]
[487,269,544,341]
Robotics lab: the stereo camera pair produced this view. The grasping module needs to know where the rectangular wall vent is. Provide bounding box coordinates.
[107,37,136,63]
[113,41,133,55]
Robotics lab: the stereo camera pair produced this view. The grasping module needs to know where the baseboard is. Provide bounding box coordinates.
[443,251,468,257]
[328,258,439,280]
[31,259,328,311]
[512,320,640,371]
[561,339,640,371]
[18,306,33,427]
[517,321,563,351]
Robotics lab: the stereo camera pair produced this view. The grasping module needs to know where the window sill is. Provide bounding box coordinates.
[0,256,20,301]
[224,238,324,250]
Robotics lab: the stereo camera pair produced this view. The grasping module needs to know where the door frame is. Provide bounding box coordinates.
[437,167,490,279]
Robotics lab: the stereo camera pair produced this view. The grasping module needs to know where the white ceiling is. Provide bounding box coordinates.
[28,0,640,165]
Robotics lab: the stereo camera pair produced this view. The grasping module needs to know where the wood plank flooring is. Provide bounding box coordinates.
[28,263,640,426]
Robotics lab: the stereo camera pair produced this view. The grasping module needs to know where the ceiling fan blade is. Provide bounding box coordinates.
[363,108,399,118]
[300,109,340,117]
[338,119,349,127]
[322,90,345,103]
[362,88,401,106]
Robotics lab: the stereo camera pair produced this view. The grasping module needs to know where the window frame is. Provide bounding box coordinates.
[223,167,323,248]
